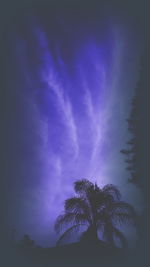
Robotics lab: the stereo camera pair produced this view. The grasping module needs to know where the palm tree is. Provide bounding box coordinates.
[55,179,136,248]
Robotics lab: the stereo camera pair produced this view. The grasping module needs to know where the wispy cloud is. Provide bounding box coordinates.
[33,26,79,158]
[47,75,79,158]
[13,21,142,246]
[84,88,102,161]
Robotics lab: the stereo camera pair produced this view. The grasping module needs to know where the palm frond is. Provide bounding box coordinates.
[112,201,136,215]
[56,224,86,246]
[74,179,93,196]
[112,227,128,248]
[55,213,76,233]
[74,213,90,225]
[55,212,89,233]
[102,222,114,245]
[112,212,135,226]
[102,184,121,201]
[65,197,91,223]
[97,220,105,232]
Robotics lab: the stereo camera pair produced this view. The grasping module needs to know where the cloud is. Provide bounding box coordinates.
[10,20,142,247]
[47,76,79,157]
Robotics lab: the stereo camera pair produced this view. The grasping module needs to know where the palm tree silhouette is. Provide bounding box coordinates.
[55,179,136,247]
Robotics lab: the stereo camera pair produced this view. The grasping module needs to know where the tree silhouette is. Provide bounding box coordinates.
[55,179,136,247]
[120,41,150,254]
[120,75,142,186]
[19,234,35,249]
[120,41,150,187]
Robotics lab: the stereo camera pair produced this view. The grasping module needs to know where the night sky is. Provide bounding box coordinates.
[5,3,144,247]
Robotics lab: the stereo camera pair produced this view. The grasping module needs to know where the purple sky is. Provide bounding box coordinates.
[7,9,143,247]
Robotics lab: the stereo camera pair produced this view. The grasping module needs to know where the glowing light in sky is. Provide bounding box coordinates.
[9,14,142,246]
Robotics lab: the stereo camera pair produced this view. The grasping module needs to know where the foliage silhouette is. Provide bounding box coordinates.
[55,179,136,247]
[120,41,150,257]
[19,234,35,249]
[120,42,150,188]
[120,81,142,185]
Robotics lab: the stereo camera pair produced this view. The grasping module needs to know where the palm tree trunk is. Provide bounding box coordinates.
[91,224,98,242]
[81,225,98,244]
